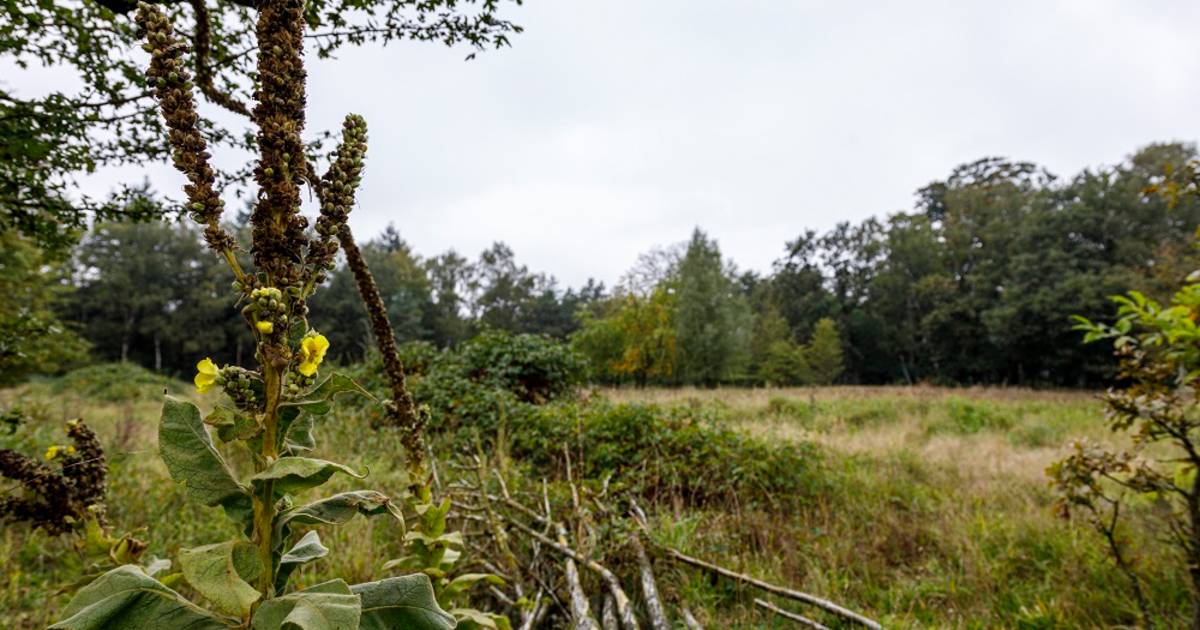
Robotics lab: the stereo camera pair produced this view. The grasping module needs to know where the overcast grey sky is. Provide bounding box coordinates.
[76,0,1200,287]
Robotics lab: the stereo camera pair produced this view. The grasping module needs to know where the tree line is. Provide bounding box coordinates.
[16,142,1200,387]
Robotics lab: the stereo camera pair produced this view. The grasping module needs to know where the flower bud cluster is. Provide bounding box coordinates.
[217,365,260,411]
[309,114,369,284]
[285,371,316,396]
[135,2,235,254]
[248,286,287,336]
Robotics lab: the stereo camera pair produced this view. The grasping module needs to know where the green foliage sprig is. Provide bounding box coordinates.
[1051,280,1200,626]
[49,1,455,627]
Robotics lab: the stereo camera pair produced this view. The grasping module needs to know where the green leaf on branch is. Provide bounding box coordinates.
[282,409,317,455]
[281,373,374,417]
[251,457,367,497]
[159,398,253,529]
[443,573,505,601]
[250,579,360,630]
[205,406,260,442]
[49,565,229,630]
[276,491,402,540]
[451,607,512,630]
[179,541,263,617]
[352,574,457,630]
[275,530,330,594]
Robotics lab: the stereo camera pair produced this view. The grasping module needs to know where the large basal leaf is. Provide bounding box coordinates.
[179,541,263,617]
[275,530,330,594]
[49,565,230,630]
[276,491,401,540]
[251,457,366,497]
[250,579,360,630]
[160,398,252,528]
[353,574,457,630]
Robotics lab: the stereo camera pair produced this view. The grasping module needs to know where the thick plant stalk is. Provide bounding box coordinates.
[754,598,831,630]
[664,548,880,630]
[338,224,426,482]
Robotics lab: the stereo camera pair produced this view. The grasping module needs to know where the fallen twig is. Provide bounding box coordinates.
[754,598,831,629]
[630,534,669,630]
[664,548,880,629]
[680,607,703,630]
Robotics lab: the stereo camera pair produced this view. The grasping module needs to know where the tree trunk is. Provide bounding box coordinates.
[154,334,162,372]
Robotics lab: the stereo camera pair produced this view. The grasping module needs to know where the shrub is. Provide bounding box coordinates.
[507,399,823,509]
[455,329,586,402]
[49,363,184,403]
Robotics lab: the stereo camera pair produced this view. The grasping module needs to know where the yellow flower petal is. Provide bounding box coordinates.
[256,320,274,334]
[45,445,60,461]
[297,360,318,377]
[195,357,219,393]
[196,357,218,376]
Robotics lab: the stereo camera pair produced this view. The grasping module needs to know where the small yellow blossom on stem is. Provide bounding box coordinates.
[256,320,274,335]
[297,333,330,377]
[194,357,219,393]
[45,445,61,461]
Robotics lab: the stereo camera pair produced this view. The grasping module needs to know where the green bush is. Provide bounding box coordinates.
[454,329,586,402]
[348,331,585,437]
[48,363,184,402]
[508,400,823,509]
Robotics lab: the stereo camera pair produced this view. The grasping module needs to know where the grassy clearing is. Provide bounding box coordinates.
[604,386,1190,628]
[0,376,1190,628]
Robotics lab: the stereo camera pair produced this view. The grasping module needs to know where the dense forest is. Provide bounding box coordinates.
[14,142,1200,387]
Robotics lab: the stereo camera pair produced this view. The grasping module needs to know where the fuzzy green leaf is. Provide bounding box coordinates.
[281,373,373,417]
[49,565,229,630]
[275,530,330,594]
[276,491,401,541]
[282,409,317,455]
[250,579,360,630]
[451,608,511,630]
[206,406,260,442]
[251,457,366,497]
[352,574,457,630]
[159,398,253,528]
[179,541,263,617]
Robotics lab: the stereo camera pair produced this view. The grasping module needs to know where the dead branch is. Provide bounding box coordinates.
[680,607,703,630]
[754,598,831,629]
[602,594,620,630]
[497,501,639,630]
[664,548,880,629]
[630,534,669,630]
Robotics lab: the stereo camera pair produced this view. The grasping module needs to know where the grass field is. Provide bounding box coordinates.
[1,374,1190,628]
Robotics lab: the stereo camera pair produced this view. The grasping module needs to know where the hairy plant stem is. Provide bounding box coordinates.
[254,361,283,598]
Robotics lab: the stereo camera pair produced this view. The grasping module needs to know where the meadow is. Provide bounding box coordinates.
[1,366,1189,628]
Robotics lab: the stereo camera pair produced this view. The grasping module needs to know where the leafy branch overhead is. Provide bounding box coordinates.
[0,0,523,252]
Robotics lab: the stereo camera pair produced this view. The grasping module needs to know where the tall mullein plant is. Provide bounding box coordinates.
[50,2,455,628]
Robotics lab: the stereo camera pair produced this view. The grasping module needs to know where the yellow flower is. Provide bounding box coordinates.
[195,357,219,393]
[256,320,274,334]
[297,333,330,377]
[67,445,76,455]
[45,445,61,461]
